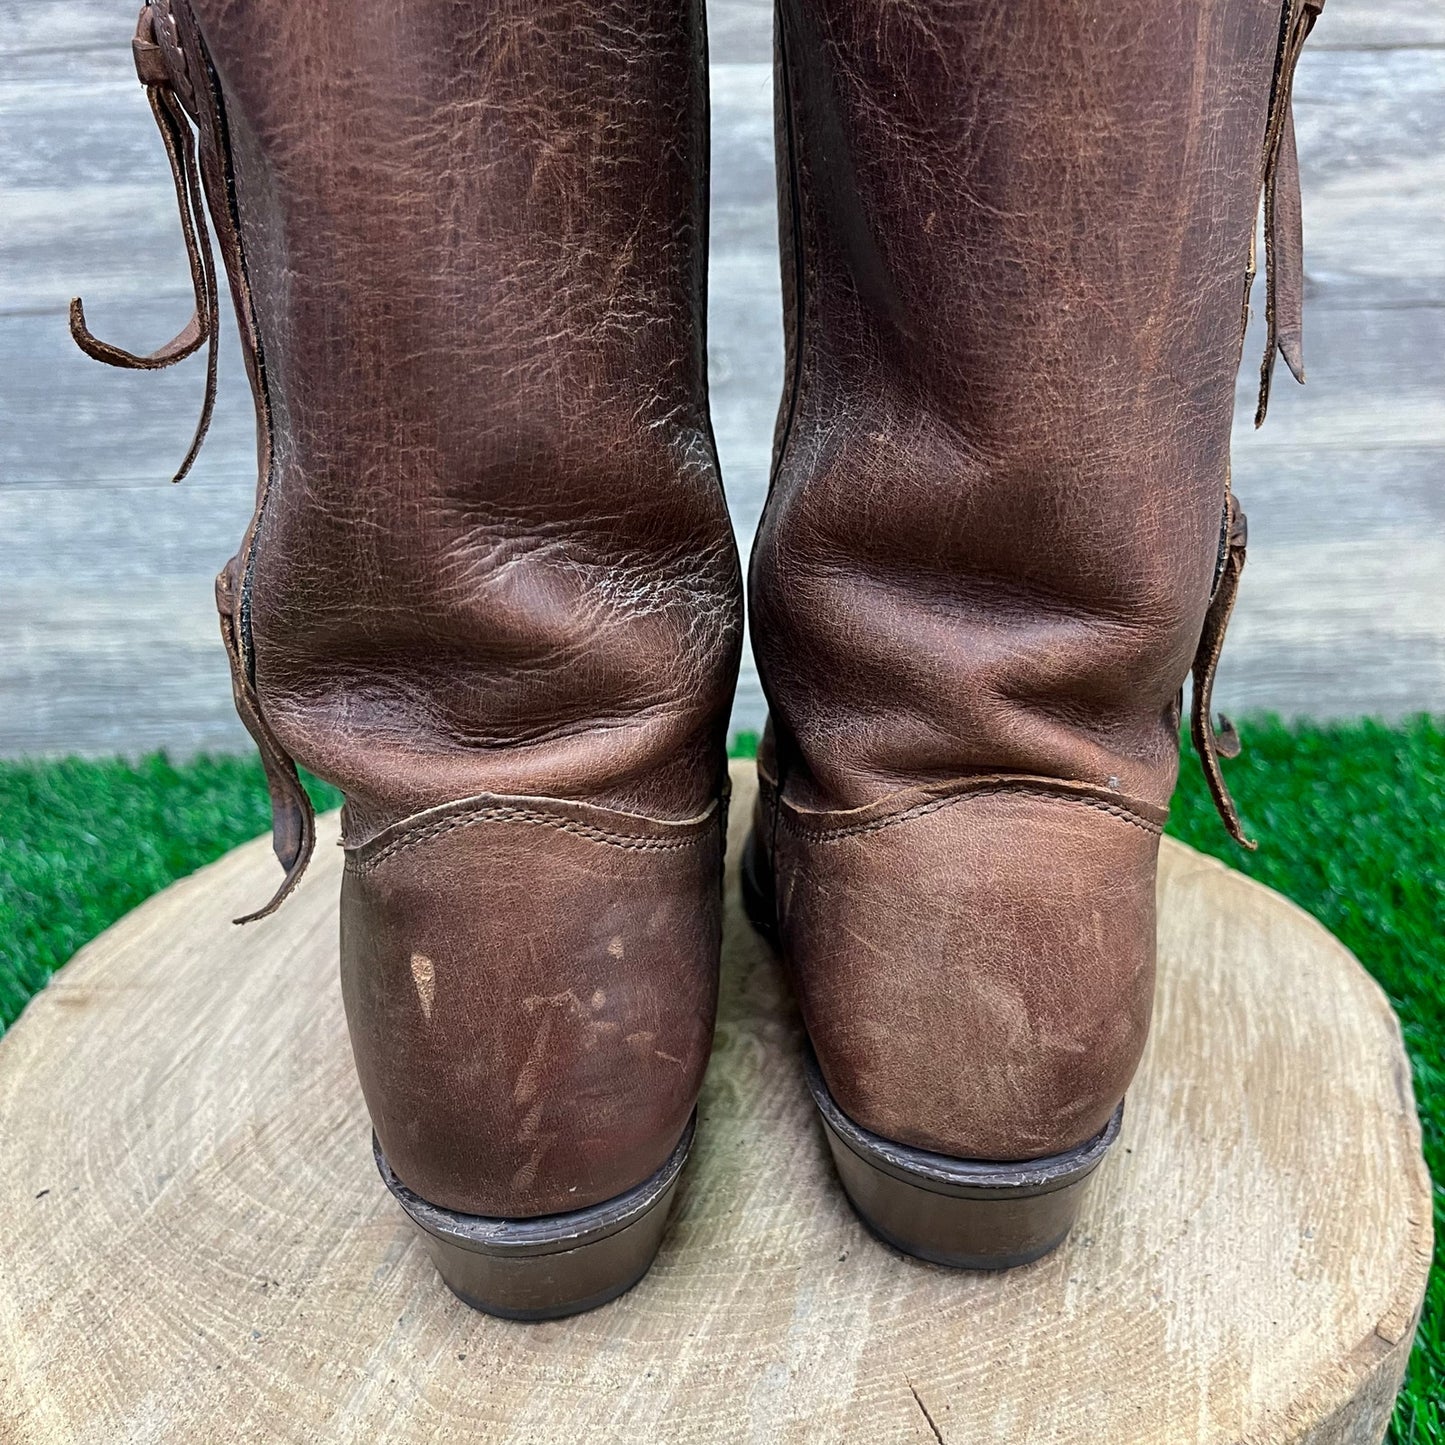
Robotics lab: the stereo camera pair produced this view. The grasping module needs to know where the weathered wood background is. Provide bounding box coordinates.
[1,0,1441,756]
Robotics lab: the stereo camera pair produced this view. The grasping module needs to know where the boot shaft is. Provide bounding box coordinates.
[756,0,1313,816]
[172,0,742,841]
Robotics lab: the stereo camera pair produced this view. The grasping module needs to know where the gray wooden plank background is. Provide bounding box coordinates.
[1,0,1441,757]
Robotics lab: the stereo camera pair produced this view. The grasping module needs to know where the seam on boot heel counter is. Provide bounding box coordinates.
[347,793,727,872]
[767,775,1166,844]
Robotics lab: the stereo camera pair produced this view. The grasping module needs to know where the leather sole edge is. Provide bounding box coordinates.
[805,1051,1122,1270]
[375,1115,695,1320]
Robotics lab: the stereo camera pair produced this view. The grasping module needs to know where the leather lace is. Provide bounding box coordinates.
[72,2,317,921]
[1255,0,1325,427]
[69,3,218,483]
[1190,494,1252,846]
[1192,0,1322,845]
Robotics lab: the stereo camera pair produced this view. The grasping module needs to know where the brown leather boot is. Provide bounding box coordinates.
[744,0,1322,1266]
[75,0,742,1317]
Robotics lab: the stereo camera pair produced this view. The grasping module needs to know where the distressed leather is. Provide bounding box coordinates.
[756,761,1161,1159]
[750,0,1320,1160]
[341,793,724,1216]
[76,0,742,1217]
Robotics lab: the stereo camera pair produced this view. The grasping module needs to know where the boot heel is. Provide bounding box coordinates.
[375,1115,694,1320]
[806,1053,1121,1269]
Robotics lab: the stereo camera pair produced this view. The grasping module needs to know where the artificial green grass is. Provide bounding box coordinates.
[0,719,1439,1438]
[0,756,340,1029]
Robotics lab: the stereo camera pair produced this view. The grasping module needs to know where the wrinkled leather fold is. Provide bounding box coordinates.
[758,764,1169,840]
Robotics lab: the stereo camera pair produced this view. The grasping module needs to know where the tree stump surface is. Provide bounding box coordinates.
[0,762,1431,1444]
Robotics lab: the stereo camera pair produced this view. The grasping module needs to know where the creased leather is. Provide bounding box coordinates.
[751,0,1319,1161]
[185,0,741,836]
[78,0,742,1217]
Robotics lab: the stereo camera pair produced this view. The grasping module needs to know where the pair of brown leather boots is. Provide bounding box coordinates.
[77,0,1319,1319]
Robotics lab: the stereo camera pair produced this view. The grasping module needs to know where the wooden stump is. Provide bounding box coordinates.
[0,762,1430,1443]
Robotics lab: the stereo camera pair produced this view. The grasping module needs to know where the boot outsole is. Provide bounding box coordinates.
[741,830,1122,1269]
[375,1115,694,1320]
